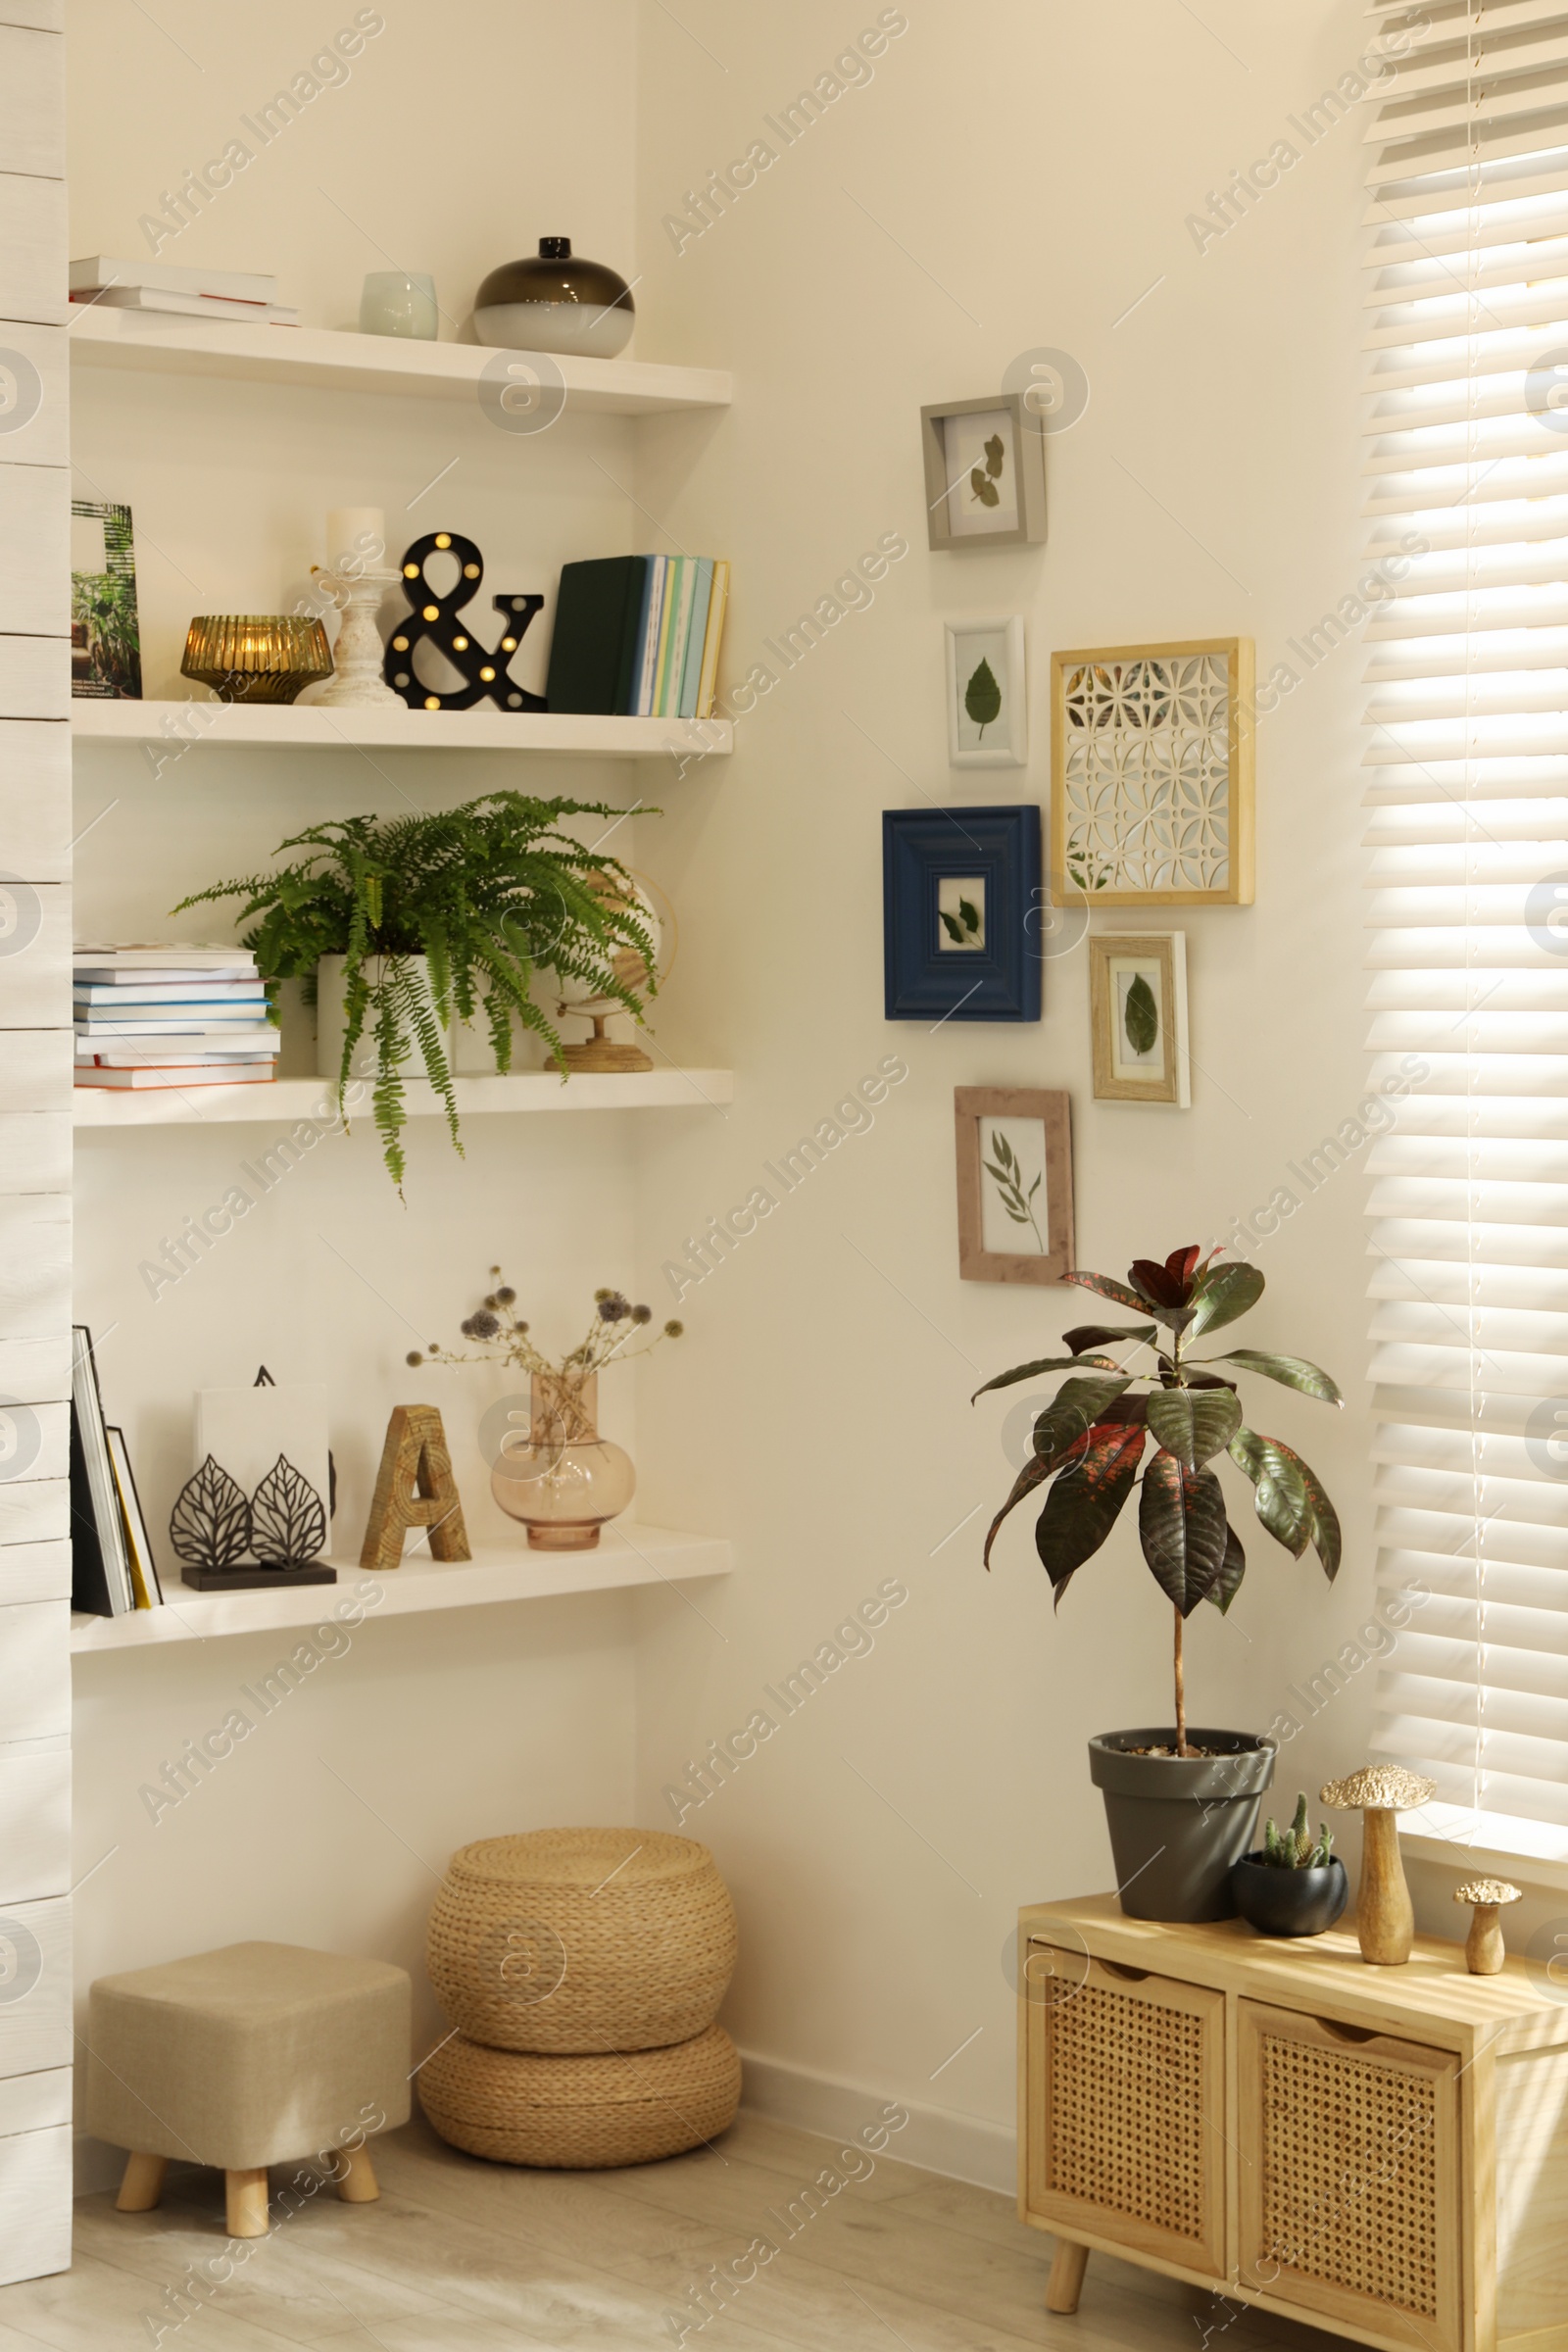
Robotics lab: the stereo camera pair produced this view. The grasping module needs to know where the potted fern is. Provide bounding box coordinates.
[975,1244,1343,1923]
[174,792,657,1187]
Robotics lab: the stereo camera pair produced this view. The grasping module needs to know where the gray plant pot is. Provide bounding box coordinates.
[1089,1728,1277,1923]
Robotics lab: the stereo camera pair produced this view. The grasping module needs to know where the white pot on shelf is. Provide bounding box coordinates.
[316,954,446,1085]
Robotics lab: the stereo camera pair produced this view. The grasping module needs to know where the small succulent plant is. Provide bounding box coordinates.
[1259,1792,1334,1871]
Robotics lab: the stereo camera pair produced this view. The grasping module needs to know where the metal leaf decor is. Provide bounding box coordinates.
[169,1454,251,1572]
[249,1453,327,1566]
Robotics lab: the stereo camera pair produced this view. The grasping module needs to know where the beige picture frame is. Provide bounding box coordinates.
[1051,638,1254,907]
[1089,932,1190,1107]
[954,1086,1074,1285]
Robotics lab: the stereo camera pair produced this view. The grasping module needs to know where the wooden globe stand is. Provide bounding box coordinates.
[561,1012,653,1073]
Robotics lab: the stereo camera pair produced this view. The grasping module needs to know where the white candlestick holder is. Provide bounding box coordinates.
[311,564,400,707]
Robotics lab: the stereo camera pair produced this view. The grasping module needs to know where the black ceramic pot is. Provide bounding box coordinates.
[1089,1729,1276,1924]
[1231,1853,1349,1938]
[473,238,634,359]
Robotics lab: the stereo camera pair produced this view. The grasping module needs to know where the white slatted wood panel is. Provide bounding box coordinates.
[0,2,68,2284]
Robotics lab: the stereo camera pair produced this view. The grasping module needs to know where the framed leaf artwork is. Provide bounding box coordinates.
[1089,932,1190,1106]
[1051,638,1254,906]
[954,1087,1073,1285]
[920,395,1047,550]
[946,616,1026,768]
[882,805,1042,1022]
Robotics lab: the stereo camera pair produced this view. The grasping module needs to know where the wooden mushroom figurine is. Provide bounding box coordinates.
[1319,1763,1437,1965]
[1453,1877,1522,1975]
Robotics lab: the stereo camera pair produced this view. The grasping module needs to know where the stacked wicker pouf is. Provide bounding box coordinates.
[418,1828,740,2168]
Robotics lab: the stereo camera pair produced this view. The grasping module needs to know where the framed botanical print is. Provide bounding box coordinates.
[882,805,1042,1022]
[1089,932,1190,1107]
[955,1087,1073,1285]
[946,616,1026,768]
[920,394,1048,550]
[1052,639,1254,906]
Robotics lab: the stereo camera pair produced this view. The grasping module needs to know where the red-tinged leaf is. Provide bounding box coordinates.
[983,1453,1052,1570]
[1166,1244,1202,1292]
[1204,1521,1247,1614]
[1138,1452,1229,1614]
[1063,1269,1154,1315]
[1129,1257,1186,1307]
[1035,1421,1146,1601]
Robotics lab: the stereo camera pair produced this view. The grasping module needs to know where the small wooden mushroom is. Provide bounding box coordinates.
[1319,1763,1437,1965]
[1453,1878,1522,1975]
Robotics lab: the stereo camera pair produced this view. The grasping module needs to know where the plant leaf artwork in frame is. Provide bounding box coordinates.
[937,876,986,953]
[979,1116,1048,1255]
[941,409,1020,538]
[1123,971,1159,1056]
[964,657,1003,739]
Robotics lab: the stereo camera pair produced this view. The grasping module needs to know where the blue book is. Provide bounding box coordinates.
[635,556,668,716]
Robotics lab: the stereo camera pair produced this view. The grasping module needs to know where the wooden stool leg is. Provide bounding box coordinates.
[1046,2237,1090,2314]
[335,2142,379,2204]
[225,2167,270,2239]
[116,2153,168,2213]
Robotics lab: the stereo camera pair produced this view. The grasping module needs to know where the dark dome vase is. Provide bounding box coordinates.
[1231,1854,1349,1938]
[473,238,634,360]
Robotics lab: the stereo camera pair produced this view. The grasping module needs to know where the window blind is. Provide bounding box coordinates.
[1364,0,1568,1842]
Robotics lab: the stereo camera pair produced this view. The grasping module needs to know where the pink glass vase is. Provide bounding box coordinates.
[490,1373,635,1550]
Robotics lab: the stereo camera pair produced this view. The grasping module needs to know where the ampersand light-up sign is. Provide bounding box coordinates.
[384,531,545,713]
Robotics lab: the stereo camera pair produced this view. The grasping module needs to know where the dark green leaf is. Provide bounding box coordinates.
[984,432,1004,478]
[1212,1349,1344,1408]
[1188,1260,1264,1339]
[957,897,981,934]
[1035,1422,1145,1599]
[964,660,1003,736]
[1228,1428,1312,1559]
[939,910,965,944]
[1146,1386,1243,1469]
[1054,1374,1134,1426]
[1138,1453,1229,1615]
[1062,1323,1158,1354]
[1269,1440,1343,1580]
[982,1453,1052,1570]
[1123,972,1159,1055]
[971,1355,1120,1401]
[1204,1521,1247,1614]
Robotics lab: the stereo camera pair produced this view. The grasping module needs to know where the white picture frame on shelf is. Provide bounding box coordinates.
[946,616,1027,768]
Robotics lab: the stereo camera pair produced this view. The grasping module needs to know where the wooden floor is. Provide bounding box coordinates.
[2,2111,1345,2352]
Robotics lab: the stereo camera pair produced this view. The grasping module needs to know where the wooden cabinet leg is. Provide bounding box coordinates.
[116,2152,168,2213]
[1046,2237,1090,2313]
[334,2142,379,2204]
[225,2167,270,2238]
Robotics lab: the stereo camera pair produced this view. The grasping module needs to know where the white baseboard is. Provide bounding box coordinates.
[738,2048,1015,2195]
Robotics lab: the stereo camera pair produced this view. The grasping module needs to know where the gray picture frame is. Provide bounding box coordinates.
[920,393,1047,551]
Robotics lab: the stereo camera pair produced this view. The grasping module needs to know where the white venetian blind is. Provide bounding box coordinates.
[1363,0,1568,1842]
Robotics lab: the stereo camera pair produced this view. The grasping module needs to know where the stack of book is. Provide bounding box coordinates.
[74,945,278,1091]
[71,1326,161,1617]
[545,554,729,719]
[68,256,298,326]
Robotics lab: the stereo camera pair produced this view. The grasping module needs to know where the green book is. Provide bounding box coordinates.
[544,557,648,716]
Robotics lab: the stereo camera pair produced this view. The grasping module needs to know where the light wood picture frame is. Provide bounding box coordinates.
[946,615,1027,768]
[955,1086,1073,1284]
[1051,638,1254,906]
[1089,933,1190,1107]
[921,394,1047,551]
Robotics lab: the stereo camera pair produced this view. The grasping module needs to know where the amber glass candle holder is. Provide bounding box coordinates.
[181,615,333,706]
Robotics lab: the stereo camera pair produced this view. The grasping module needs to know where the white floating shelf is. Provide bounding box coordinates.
[69,307,732,417]
[73,1068,734,1127]
[70,1524,731,1654]
[72,700,731,760]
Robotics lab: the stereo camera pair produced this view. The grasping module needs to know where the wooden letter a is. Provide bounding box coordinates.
[360,1404,471,1571]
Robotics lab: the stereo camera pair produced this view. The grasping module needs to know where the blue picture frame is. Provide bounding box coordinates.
[882,805,1042,1022]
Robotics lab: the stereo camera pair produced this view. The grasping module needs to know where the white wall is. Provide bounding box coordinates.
[626,0,1421,2178]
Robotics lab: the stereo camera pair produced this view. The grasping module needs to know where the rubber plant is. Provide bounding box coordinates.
[173,792,657,1189]
[975,1245,1343,1756]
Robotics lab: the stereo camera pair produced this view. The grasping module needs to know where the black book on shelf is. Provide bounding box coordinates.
[544,555,649,716]
[70,1325,131,1616]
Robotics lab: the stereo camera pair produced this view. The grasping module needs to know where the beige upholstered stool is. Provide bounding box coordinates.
[86,1941,411,2238]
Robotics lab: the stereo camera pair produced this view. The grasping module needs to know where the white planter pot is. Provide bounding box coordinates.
[316,954,445,1085]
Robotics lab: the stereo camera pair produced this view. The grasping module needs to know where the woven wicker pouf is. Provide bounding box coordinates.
[418,2022,741,2168]
[426,1828,737,2053]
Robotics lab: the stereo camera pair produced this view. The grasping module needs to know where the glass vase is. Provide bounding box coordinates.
[490,1373,635,1550]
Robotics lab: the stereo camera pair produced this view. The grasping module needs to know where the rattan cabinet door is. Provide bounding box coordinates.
[1238,2001,1461,2352]
[1023,1941,1226,2278]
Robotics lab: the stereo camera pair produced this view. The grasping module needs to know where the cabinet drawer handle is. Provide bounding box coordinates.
[1315,2016,1379,2044]
[1099,1959,1152,1984]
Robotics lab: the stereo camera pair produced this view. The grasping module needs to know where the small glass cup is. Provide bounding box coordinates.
[359,271,438,340]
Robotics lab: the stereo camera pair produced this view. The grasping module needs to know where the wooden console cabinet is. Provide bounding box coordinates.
[1019,1894,1568,2352]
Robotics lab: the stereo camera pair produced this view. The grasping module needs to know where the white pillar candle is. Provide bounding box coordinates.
[325,506,386,574]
